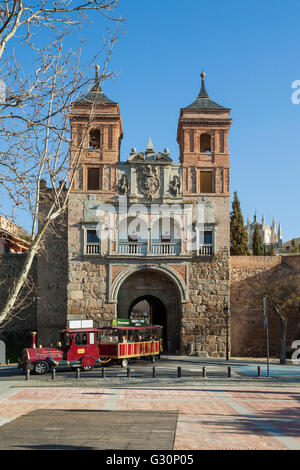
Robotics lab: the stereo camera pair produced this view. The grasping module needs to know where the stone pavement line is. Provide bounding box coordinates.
[1,385,300,450]
[212,390,300,450]
[0,382,24,427]
[102,388,123,410]
[119,387,285,450]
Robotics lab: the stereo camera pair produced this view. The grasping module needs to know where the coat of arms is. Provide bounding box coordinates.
[137,164,161,200]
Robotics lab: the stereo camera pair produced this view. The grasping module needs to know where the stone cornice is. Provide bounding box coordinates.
[178,119,232,126]
[69,115,119,121]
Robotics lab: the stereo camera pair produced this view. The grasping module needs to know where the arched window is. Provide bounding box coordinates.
[89,128,101,149]
[200,133,212,153]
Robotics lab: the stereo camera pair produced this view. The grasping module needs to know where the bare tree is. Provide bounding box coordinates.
[0,0,124,326]
[263,267,300,364]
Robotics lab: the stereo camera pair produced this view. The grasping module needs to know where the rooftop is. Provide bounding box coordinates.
[185,72,230,111]
[75,65,117,105]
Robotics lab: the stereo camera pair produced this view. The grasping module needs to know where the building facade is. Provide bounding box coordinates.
[246,214,282,253]
[281,237,300,254]
[38,72,232,357]
[0,216,30,254]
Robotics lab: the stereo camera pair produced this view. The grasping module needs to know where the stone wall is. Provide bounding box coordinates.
[36,191,68,346]
[181,247,230,357]
[0,254,37,344]
[230,255,300,357]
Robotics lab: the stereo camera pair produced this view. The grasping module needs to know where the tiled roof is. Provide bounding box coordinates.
[185,72,229,111]
[75,66,117,105]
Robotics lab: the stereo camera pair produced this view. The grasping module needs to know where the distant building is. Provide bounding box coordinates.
[0,216,30,254]
[246,214,282,253]
[281,237,300,254]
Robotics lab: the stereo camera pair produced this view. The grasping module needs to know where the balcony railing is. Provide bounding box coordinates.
[117,241,147,255]
[85,241,214,256]
[197,244,213,256]
[151,242,181,255]
[86,243,100,255]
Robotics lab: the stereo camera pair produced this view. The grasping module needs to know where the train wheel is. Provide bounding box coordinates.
[34,360,49,375]
[120,359,128,368]
[81,364,94,371]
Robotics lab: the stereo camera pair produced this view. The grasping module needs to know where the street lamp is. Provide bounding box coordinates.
[224,305,230,361]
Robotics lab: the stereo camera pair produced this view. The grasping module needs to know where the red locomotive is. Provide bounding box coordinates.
[18,320,163,374]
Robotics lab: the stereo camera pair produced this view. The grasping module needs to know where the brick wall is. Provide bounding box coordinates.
[230,255,300,357]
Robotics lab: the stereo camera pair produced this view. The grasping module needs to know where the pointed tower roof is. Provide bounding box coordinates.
[185,71,230,111]
[75,65,117,105]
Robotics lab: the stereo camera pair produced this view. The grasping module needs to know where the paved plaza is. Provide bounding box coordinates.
[0,378,300,450]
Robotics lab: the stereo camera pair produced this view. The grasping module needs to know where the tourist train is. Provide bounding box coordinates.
[18,319,163,374]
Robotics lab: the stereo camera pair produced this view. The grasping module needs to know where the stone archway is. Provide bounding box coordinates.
[129,295,168,351]
[117,269,181,353]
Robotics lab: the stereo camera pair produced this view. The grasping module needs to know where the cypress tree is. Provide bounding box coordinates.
[230,191,250,255]
[268,244,275,256]
[291,239,299,253]
[252,223,264,255]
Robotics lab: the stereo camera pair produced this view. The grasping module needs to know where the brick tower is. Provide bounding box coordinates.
[176,72,232,356]
[69,66,123,193]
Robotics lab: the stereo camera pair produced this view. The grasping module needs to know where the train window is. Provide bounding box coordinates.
[74,333,88,345]
[62,332,71,346]
[90,333,95,345]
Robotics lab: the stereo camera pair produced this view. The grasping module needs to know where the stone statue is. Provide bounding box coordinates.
[118,173,129,195]
[169,175,181,197]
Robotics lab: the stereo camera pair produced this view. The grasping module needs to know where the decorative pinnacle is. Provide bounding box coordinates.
[146,137,154,150]
[198,70,209,99]
[92,64,102,93]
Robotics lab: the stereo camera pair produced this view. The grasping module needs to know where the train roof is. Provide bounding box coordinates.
[61,325,162,333]
[98,325,163,330]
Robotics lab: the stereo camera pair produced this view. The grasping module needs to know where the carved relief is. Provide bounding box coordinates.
[103,166,111,190]
[128,141,172,163]
[136,165,161,200]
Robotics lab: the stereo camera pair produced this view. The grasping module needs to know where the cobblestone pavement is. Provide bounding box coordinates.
[1,381,300,450]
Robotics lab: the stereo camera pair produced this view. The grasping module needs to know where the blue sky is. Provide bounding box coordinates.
[90,0,300,241]
[4,0,300,241]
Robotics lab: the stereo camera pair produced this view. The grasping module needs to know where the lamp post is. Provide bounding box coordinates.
[224,305,230,361]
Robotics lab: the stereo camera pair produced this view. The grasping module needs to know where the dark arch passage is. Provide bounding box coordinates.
[117,269,181,353]
[129,295,168,351]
